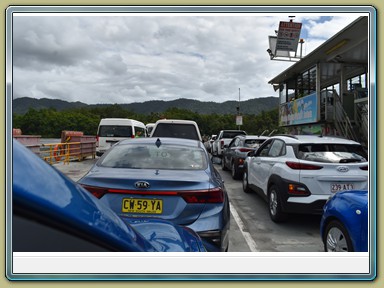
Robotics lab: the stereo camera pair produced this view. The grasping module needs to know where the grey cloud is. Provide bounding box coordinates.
[11,14,360,104]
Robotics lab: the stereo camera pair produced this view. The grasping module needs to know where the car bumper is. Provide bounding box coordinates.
[187,204,230,252]
[284,197,328,214]
[198,228,229,252]
[277,178,330,215]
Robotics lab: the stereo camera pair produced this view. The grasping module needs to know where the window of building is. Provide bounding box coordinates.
[295,66,317,99]
[347,73,367,91]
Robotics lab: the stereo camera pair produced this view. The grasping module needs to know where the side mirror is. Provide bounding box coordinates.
[223,144,228,149]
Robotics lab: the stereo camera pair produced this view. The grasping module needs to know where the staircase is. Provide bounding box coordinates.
[336,91,368,147]
[321,89,368,148]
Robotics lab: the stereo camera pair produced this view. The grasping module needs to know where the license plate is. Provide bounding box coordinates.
[331,183,354,193]
[122,198,163,214]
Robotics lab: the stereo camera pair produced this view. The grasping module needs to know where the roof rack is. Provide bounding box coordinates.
[272,134,299,139]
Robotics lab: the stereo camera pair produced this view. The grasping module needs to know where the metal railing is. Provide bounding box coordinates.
[333,93,359,142]
[320,89,368,146]
[354,102,369,146]
[41,141,96,165]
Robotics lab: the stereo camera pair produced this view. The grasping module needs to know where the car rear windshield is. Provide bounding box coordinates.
[245,139,266,148]
[99,125,133,138]
[151,123,199,140]
[99,144,208,170]
[222,131,246,138]
[296,143,368,163]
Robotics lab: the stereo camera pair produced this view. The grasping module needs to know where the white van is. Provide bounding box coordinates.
[146,123,155,136]
[96,118,146,156]
[150,119,202,141]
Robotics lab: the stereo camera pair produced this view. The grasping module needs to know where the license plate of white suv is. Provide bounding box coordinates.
[331,183,354,193]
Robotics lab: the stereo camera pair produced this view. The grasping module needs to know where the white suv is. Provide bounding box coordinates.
[150,119,202,141]
[242,135,368,222]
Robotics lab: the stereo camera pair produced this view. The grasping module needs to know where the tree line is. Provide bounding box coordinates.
[13,105,284,138]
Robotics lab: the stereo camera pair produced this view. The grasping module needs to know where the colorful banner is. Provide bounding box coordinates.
[279,93,318,126]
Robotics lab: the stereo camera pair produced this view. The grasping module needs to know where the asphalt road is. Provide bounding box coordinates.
[214,160,324,252]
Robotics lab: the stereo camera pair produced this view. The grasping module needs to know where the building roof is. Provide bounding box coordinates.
[268,17,369,89]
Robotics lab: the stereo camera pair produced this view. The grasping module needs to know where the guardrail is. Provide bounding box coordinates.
[41,141,96,165]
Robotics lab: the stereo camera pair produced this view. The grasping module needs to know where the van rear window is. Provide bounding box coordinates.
[99,126,133,138]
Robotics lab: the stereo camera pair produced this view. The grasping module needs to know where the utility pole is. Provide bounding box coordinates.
[237,88,241,130]
[236,89,240,114]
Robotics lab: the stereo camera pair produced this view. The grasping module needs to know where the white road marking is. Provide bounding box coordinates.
[230,202,259,252]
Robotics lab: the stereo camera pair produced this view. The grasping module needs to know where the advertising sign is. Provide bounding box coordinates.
[276,21,302,52]
[279,93,318,126]
[236,115,243,126]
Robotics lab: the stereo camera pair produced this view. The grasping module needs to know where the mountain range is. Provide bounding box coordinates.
[12,96,279,115]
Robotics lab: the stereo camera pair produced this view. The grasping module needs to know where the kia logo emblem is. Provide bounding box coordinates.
[337,166,349,172]
[135,181,150,189]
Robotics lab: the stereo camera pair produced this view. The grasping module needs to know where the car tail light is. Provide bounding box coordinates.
[239,148,252,153]
[220,140,224,149]
[81,185,108,199]
[96,135,99,147]
[360,165,368,170]
[238,158,244,165]
[181,188,224,203]
[287,184,311,196]
[80,185,224,203]
[286,161,323,170]
[131,135,135,138]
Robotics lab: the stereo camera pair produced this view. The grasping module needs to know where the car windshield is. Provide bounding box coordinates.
[297,143,367,163]
[99,144,208,170]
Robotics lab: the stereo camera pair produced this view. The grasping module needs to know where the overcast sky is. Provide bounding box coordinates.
[11,12,361,105]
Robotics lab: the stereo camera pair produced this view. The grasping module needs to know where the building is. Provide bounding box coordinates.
[268,16,370,147]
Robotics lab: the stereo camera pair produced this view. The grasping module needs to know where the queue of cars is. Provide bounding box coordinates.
[217,132,369,252]
[211,129,247,158]
[13,116,370,253]
[221,135,269,180]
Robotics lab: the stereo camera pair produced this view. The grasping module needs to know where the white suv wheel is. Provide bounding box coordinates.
[268,185,286,222]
